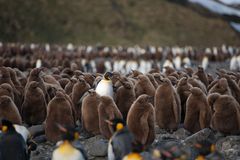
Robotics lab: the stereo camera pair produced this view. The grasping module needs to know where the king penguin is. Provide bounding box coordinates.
[52,124,88,160]
[0,119,29,160]
[95,72,114,98]
[107,118,134,160]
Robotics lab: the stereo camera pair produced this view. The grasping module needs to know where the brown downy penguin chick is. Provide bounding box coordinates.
[64,78,78,95]
[0,67,15,86]
[127,94,155,148]
[111,71,121,86]
[82,73,95,87]
[128,70,143,79]
[45,90,75,143]
[155,78,181,131]
[0,95,22,124]
[7,67,22,87]
[42,74,62,89]
[58,78,70,89]
[208,78,232,95]
[184,67,194,77]
[209,93,240,135]
[146,73,158,89]
[0,67,22,109]
[134,75,155,99]
[176,77,192,123]
[81,89,101,135]
[193,66,209,88]
[207,73,214,85]
[98,96,123,139]
[21,81,47,125]
[188,77,207,95]
[0,83,14,100]
[221,73,240,104]
[26,68,50,103]
[184,87,212,133]
[163,66,175,76]
[72,78,91,120]
[115,76,136,120]
[207,79,218,92]
[153,73,164,85]
[167,76,178,86]
[73,71,95,87]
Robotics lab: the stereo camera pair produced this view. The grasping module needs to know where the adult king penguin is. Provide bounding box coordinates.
[0,119,29,160]
[95,72,114,98]
[52,124,87,160]
[107,118,134,160]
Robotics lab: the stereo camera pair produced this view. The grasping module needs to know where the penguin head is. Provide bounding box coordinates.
[122,153,143,160]
[0,95,11,105]
[56,124,79,141]
[1,119,15,133]
[105,118,126,132]
[103,72,113,81]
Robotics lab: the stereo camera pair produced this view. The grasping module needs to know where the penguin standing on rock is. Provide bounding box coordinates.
[95,72,114,98]
[107,118,134,160]
[0,119,28,160]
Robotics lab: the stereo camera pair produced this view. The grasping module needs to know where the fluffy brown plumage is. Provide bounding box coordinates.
[176,77,192,123]
[98,96,123,139]
[209,93,240,135]
[21,81,47,125]
[154,78,181,131]
[184,87,212,133]
[45,91,75,142]
[134,75,155,99]
[115,76,136,120]
[81,89,101,135]
[208,78,232,95]
[0,95,22,124]
[127,94,155,148]
[72,78,91,120]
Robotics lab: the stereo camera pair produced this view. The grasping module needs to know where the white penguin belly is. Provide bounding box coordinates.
[95,80,113,98]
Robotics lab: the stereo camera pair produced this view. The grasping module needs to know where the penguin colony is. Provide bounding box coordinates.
[0,43,239,160]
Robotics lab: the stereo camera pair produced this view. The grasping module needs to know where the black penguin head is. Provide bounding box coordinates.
[105,118,126,132]
[103,72,113,80]
[1,119,15,133]
[56,124,79,141]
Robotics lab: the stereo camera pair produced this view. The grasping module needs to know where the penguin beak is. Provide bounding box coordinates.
[56,123,67,133]
[105,119,113,125]
[159,79,164,82]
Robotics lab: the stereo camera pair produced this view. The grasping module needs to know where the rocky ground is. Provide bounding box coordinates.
[30,127,240,160]
[30,60,239,160]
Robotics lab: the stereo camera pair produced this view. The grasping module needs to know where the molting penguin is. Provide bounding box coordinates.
[95,72,114,98]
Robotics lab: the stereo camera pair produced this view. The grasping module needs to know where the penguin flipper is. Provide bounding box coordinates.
[173,98,180,124]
